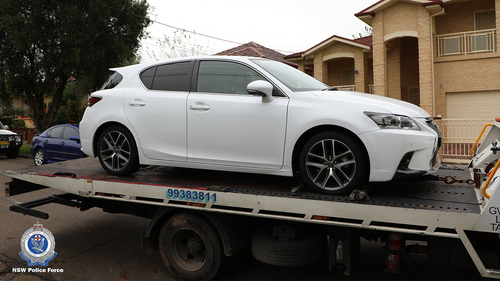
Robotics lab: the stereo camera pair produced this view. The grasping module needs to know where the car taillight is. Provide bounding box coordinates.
[87,96,102,107]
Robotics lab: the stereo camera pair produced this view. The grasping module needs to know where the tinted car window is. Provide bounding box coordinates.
[62,127,79,140]
[140,66,157,90]
[151,62,191,91]
[101,72,123,90]
[47,126,63,138]
[197,61,266,95]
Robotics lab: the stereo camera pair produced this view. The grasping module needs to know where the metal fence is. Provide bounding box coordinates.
[440,119,491,163]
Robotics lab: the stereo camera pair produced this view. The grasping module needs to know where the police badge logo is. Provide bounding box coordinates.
[19,222,57,266]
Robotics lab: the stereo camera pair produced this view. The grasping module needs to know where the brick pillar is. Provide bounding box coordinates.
[387,39,401,100]
[354,50,365,93]
[313,51,329,84]
[298,63,305,72]
[417,7,433,116]
[372,11,388,97]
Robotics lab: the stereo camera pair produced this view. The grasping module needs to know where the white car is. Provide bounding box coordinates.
[80,56,441,195]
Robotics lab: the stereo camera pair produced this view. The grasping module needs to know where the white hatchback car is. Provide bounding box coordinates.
[80,56,441,195]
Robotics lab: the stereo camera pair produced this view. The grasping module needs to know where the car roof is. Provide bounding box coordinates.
[110,56,268,76]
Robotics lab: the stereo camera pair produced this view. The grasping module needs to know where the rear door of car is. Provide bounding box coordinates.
[186,60,289,169]
[123,60,194,162]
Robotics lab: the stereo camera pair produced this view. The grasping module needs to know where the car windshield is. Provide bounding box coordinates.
[252,59,328,92]
[0,122,4,130]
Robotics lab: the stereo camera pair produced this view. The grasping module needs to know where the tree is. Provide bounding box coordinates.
[146,29,213,60]
[0,0,151,133]
[353,25,373,39]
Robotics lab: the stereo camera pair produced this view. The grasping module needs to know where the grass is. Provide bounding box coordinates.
[19,143,31,155]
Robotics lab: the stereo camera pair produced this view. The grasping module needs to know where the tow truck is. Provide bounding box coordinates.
[5,119,500,280]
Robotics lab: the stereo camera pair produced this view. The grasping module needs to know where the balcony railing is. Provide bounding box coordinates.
[332,85,355,91]
[437,29,496,57]
[440,119,492,163]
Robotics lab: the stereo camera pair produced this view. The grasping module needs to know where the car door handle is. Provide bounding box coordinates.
[189,103,210,111]
[128,99,146,107]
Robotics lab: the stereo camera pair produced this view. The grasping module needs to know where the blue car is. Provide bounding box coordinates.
[31,124,86,166]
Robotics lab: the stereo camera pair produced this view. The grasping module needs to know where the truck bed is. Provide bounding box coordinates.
[8,157,480,215]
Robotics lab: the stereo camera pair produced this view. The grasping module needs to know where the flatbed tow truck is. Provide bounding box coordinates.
[5,121,500,280]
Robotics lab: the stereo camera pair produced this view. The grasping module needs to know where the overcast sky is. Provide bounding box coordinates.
[140,0,377,62]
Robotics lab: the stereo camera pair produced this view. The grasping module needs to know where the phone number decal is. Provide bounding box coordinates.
[166,188,217,203]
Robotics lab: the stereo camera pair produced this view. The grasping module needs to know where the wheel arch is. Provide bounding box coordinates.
[92,121,138,157]
[291,125,371,178]
[142,208,249,257]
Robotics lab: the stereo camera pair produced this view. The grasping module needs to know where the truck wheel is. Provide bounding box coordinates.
[159,213,222,281]
[33,149,45,165]
[251,227,326,267]
[6,149,19,159]
[97,126,139,176]
[299,131,368,195]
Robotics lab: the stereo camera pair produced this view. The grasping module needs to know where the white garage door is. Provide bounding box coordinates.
[447,90,500,120]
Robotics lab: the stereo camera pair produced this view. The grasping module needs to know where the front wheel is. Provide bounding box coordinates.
[6,149,19,159]
[299,131,368,195]
[159,213,223,281]
[97,126,139,176]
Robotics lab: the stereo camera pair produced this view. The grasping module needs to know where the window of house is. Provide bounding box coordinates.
[475,10,496,31]
[196,61,266,95]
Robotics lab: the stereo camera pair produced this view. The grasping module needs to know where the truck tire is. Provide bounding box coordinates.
[97,126,139,176]
[251,227,326,267]
[159,213,222,281]
[299,131,368,195]
[6,149,19,159]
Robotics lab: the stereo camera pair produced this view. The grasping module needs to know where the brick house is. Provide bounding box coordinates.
[288,0,500,163]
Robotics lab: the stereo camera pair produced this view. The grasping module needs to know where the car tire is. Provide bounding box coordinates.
[33,149,45,166]
[159,213,223,281]
[299,131,368,195]
[6,149,19,159]
[251,227,326,267]
[97,126,140,176]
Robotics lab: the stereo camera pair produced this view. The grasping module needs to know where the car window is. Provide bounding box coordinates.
[62,127,79,140]
[150,62,191,91]
[101,72,123,90]
[140,66,156,90]
[196,61,267,95]
[47,126,63,138]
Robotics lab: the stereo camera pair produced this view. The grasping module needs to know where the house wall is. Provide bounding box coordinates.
[434,57,500,118]
[435,0,495,35]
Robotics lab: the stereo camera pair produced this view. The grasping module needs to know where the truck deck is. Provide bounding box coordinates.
[4,157,500,279]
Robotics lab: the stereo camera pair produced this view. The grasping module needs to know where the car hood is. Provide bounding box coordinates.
[0,129,16,135]
[311,91,431,118]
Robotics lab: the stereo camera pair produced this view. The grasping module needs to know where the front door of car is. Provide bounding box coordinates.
[44,126,64,162]
[58,126,82,160]
[124,61,193,162]
[187,60,288,169]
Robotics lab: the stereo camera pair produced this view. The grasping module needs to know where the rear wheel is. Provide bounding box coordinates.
[33,149,45,166]
[299,131,368,195]
[159,213,222,281]
[97,126,139,176]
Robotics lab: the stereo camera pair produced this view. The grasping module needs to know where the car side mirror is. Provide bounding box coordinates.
[247,80,274,103]
[70,136,80,143]
[3,125,9,130]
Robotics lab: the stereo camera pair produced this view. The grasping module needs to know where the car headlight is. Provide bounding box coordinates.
[8,135,21,142]
[364,112,420,131]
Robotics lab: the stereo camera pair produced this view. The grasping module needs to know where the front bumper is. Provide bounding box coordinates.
[359,119,441,182]
[0,134,23,153]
